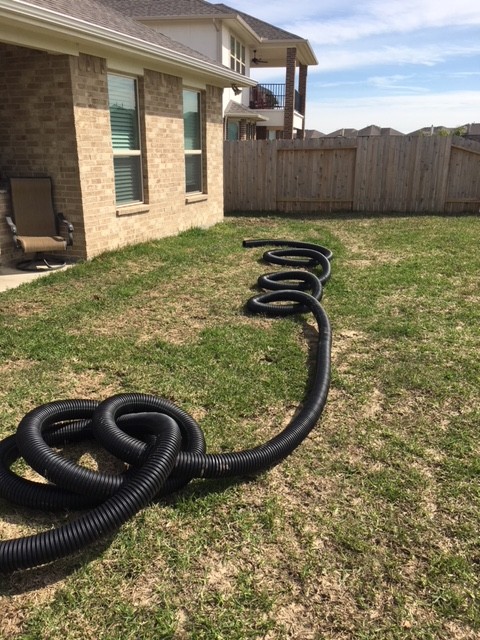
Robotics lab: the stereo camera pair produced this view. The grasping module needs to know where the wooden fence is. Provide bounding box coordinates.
[223,135,480,214]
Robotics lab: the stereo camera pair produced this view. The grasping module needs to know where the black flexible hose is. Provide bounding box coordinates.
[0,239,332,572]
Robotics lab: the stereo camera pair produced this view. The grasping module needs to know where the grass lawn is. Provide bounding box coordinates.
[0,213,479,639]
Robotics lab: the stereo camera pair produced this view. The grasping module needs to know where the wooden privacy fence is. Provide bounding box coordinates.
[223,135,480,214]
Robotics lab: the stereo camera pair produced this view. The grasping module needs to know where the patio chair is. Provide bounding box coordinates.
[5,177,74,271]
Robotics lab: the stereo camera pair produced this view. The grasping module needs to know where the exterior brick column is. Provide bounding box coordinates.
[297,63,308,140]
[283,47,297,139]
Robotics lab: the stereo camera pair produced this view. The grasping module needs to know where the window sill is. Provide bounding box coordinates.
[185,193,208,204]
[116,204,150,217]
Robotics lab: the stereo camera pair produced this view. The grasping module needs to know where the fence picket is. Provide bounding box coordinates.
[224,136,480,214]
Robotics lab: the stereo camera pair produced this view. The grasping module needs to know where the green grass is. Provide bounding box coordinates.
[1,214,479,639]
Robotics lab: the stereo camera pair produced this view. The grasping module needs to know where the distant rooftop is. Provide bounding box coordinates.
[320,123,478,138]
[304,129,325,139]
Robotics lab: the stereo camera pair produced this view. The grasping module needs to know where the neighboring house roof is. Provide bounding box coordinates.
[0,0,255,86]
[465,123,480,135]
[98,0,318,65]
[358,125,404,136]
[98,0,229,18]
[215,3,304,42]
[99,0,304,39]
[304,129,325,139]
[225,99,268,121]
[326,128,358,138]
[408,125,453,136]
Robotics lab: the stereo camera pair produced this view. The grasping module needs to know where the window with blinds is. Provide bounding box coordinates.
[108,74,143,205]
[183,90,203,194]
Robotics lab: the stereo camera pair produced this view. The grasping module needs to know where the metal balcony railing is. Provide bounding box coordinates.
[249,84,303,113]
[249,84,285,109]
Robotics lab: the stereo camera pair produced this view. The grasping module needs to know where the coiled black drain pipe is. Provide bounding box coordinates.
[0,239,332,572]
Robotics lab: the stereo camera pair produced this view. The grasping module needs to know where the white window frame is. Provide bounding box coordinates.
[230,36,246,76]
[183,89,204,195]
[108,73,144,207]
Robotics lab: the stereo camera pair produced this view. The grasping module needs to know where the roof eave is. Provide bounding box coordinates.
[260,39,318,66]
[0,0,257,87]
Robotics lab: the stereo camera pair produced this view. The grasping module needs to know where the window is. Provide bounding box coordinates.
[183,89,203,193]
[108,74,143,206]
[227,121,239,141]
[230,36,246,75]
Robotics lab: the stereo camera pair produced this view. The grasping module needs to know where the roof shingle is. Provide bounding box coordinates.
[98,0,305,42]
[215,3,304,41]
[17,0,227,66]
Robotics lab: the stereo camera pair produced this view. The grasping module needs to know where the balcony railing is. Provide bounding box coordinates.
[249,84,303,113]
[249,83,284,109]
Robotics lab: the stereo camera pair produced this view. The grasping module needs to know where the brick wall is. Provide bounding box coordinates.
[283,47,297,140]
[70,57,225,259]
[1,44,225,265]
[0,43,85,264]
[70,54,114,259]
[203,84,224,223]
[0,191,14,264]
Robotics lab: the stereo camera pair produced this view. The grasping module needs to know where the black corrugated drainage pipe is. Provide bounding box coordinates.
[0,239,332,572]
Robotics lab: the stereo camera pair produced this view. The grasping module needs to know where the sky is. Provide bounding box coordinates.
[230,0,480,134]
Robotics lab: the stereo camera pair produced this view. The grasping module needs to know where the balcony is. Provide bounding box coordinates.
[249,84,302,113]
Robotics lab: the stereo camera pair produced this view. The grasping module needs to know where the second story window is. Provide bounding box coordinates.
[230,36,246,75]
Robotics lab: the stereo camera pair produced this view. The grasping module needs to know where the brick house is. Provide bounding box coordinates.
[0,0,255,264]
[98,0,318,141]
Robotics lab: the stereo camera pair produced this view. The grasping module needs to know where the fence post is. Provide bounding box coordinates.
[437,136,452,212]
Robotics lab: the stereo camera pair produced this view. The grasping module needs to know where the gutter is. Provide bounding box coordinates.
[0,0,257,87]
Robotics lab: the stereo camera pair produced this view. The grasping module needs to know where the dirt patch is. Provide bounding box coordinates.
[65,252,292,346]
[0,358,34,373]
[54,369,120,401]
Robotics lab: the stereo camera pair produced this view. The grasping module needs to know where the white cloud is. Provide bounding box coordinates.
[315,75,427,93]
[307,90,480,134]
[449,71,480,78]
[233,0,480,135]
[367,75,427,93]
[281,0,480,45]
[309,42,480,73]
[234,0,480,40]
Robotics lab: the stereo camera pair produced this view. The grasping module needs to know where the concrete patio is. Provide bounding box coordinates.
[0,264,68,292]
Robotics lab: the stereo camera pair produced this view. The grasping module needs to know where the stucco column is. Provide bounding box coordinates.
[283,47,297,139]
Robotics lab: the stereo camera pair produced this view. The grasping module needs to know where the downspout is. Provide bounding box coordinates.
[213,18,222,64]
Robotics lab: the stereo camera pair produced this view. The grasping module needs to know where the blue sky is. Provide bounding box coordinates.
[231,0,480,134]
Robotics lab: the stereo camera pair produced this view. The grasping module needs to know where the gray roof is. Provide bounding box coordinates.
[215,4,305,41]
[358,125,403,136]
[99,0,306,42]
[225,100,268,121]
[408,125,453,136]
[98,0,226,17]
[465,122,480,135]
[326,128,358,138]
[21,0,228,67]
[304,129,325,139]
